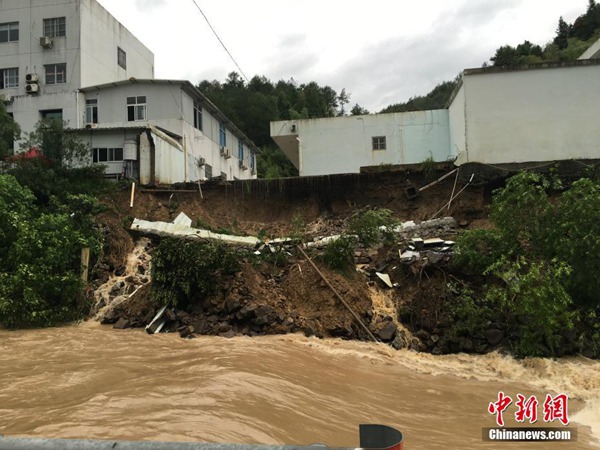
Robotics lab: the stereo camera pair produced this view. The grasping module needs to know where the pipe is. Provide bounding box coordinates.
[296,245,379,343]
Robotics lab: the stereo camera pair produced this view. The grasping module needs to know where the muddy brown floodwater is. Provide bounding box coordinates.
[0,323,599,449]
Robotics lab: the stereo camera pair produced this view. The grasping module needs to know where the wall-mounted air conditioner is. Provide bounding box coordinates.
[26,73,39,83]
[26,84,39,94]
[198,157,206,166]
[40,36,53,49]
[224,148,231,159]
[219,146,226,156]
[238,160,247,170]
[1,94,13,103]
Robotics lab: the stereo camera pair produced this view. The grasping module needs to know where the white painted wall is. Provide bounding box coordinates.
[271,110,451,177]
[81,81,257,181]
[79,0,154,87]
[448,82,466,163]
[457,64,600,165]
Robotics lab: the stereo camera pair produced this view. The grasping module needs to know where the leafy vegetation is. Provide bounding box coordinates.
[348,208,398,247]
[0,101,20,159]
[0,117,105,328]
[151,238,240,309]
[450,172,600,357]
[322,235,358,273]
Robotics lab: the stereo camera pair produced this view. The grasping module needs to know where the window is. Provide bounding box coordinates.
[238,141,244,161]
[127,96,146,121]
[219,123,226,147]
[117,47,127,69]
[193,102,202,130]
[372,136,387,151]
[41,109,63,121]
[45,63,66,84]
[250,153,255,171]
[0,68,18,89]
[85,99,98,124]
[43,17,66,38]
[92,148,124,163]
[0,22,19,43]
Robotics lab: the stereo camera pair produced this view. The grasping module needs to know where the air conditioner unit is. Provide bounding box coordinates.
[219,146,225,155]
[39,36,53,49]
[26,84,39,94]
[1,94,13,103]
[25,73,39,84]
[224,148,231,159]
[198,157,206,166]
[238,160,247,170]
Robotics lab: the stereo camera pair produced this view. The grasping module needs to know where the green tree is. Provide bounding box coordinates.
[350,104,370,116]
[0,101,20,159]
[554,16,571,49]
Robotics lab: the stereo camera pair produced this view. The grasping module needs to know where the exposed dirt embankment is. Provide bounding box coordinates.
[92,169,488,349]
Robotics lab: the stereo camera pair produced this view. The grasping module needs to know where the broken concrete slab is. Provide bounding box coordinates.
[146,305,167,334]
[376,272,393,288]
[173,212,192,227]
[131,218,261,247]
[400,250,420,263]
[423,238,445,247]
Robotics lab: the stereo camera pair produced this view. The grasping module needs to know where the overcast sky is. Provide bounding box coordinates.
[96,0,584,112]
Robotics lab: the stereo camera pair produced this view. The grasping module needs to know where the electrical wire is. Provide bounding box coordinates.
[189,0,249,83]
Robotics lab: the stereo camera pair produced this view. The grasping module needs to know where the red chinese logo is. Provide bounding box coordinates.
[488,391,513,426]
[488,392,569,426]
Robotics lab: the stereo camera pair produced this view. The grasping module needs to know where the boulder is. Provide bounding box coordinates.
[113,318,130,330]
[377,322,397,342]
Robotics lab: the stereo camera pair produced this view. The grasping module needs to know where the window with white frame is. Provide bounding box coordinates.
[0,68,18,89]
[85,99,98,124]
[43,17,66,38]
[92,148,124,163]
[219,123,226,147]
[372,136,386,151]
[44,63,66,84]
[117,47,127,69]
[0,22,19,43]
[127,96,146,121]
[193,102,203,130]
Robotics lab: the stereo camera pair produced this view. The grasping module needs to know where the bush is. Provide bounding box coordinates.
[348,208,398,247]
[322,235,357,273]
[450,172,600,356]
[152,238,240,309]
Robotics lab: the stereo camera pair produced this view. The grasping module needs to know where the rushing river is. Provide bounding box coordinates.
[0,323,599,449]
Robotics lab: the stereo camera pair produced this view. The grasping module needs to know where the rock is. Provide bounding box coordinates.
[165,309,177,321]
[142,310,155,325]
[192,320,208,334]
[113,318,130,330]
[415,329,431,342]
[485,329,504,346]
[459,219,470,227]
[391,331,409,350]
[225,298,242,314]
[216,323,232,333]
[458,337,474,352]
[179,326,194,338]
[377,322,397,342]
[219,330,236,339]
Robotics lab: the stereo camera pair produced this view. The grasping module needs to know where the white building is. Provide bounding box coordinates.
[271,44,600,177]
[0,0,258,182]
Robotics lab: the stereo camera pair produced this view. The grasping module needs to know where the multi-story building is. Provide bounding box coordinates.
[1,0,258,182]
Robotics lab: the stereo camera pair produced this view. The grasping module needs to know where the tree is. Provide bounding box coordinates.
[554,17,571,49]
[350,104,370,116]
[491,45,522,67]
[337,88,350,116]
[0,101,20,159]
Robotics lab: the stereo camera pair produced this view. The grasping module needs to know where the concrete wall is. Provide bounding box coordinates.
[448,82,466,162]
[79,0,154,87]
[272,110,451,177]
[457,64,600,165]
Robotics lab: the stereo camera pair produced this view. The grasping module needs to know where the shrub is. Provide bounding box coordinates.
[151,238,240,309]
[348,208,398,247]
[322,235,357,273]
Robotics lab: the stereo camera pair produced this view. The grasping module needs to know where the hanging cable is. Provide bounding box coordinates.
[190,0,249,82]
